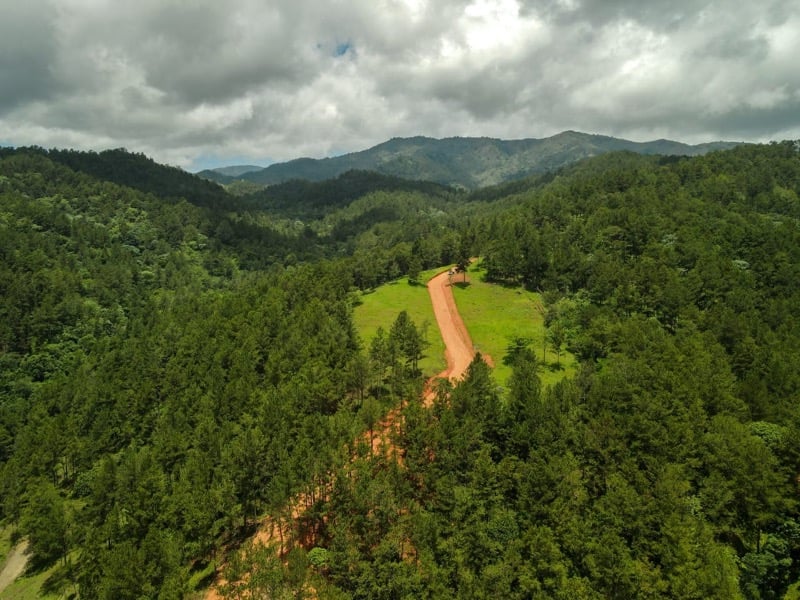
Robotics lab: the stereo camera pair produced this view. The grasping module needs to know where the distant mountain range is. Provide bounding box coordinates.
[210,164,264,177]
[198,131,741,189]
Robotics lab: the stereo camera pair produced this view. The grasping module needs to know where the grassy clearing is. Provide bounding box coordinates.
[786,582,800,600]
[0,526,81,600]
[0,568,65,600]
[0,527,11,567]
[353,267,447,377]
[354,261,576,391]
[187,560,217,598]
[452,260,576,390]
[0,550,70,600]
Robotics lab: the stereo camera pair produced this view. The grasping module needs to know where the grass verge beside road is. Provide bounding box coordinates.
[451,261,577,389]
[354,262,576,391]
[353,267,447,377]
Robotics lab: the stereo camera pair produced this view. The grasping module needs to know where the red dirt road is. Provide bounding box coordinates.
[426,269,477,388]
[205,268,479,599]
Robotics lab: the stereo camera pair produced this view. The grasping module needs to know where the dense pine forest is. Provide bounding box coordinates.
[1,142,800,598]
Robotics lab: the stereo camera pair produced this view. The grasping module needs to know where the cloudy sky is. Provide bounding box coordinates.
[1,0,799,171]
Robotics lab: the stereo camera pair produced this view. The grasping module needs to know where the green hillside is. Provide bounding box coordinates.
[0,142,799,599]
[352,262,577,389]
[353,268,447,378]
[226,131,740,188]
[209,165,263,177]
[452,260,577,388]
[241,169,456,220]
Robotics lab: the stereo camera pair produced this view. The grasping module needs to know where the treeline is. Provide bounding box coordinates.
[0,149,434,597]
[221,142,800,599]
[1,141,800,598]
[239,169,456,220]
[476,143,800,422]
[19,147,232,210]
[288,336,798,598]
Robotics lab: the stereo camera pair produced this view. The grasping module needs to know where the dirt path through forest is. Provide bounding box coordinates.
[206,267,479,598]
[425,268,480,396]
[0,540,28,595]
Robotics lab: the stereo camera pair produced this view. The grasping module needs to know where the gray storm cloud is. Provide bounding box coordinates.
[1,0,798,170]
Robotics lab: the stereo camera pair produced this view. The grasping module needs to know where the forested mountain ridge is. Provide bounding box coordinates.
[199,130,740,189]
[24,147,234,209]
[1,142,800,599]
[0,147,382,597]
[207,165,263,178]
[239,169,457,220]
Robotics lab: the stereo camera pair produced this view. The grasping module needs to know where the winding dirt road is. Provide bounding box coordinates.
[206,267,478,598]
[426,268,478,389]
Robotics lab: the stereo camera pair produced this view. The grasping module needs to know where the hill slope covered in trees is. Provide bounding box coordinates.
[199,131,740,189]
[1,142,799,599]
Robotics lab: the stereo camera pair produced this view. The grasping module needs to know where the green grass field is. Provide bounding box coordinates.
[353,262,576,390]
[451,260,576,389]
[0,527,10,570]
[0,572,60,600]
[353,267,447,377]
[0,527,65,600]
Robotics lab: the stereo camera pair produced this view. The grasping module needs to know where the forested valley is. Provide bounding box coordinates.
[1,142,800,599]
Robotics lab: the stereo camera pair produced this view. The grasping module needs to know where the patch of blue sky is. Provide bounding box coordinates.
[315,41,355,58]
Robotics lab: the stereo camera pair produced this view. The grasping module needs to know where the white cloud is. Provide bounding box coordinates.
[1,0,798,170]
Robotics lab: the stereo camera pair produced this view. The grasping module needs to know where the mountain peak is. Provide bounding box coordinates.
[201,132,741,189]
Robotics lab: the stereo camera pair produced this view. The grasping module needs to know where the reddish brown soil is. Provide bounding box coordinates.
[425,269,481,399]
[205,267,482,599]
